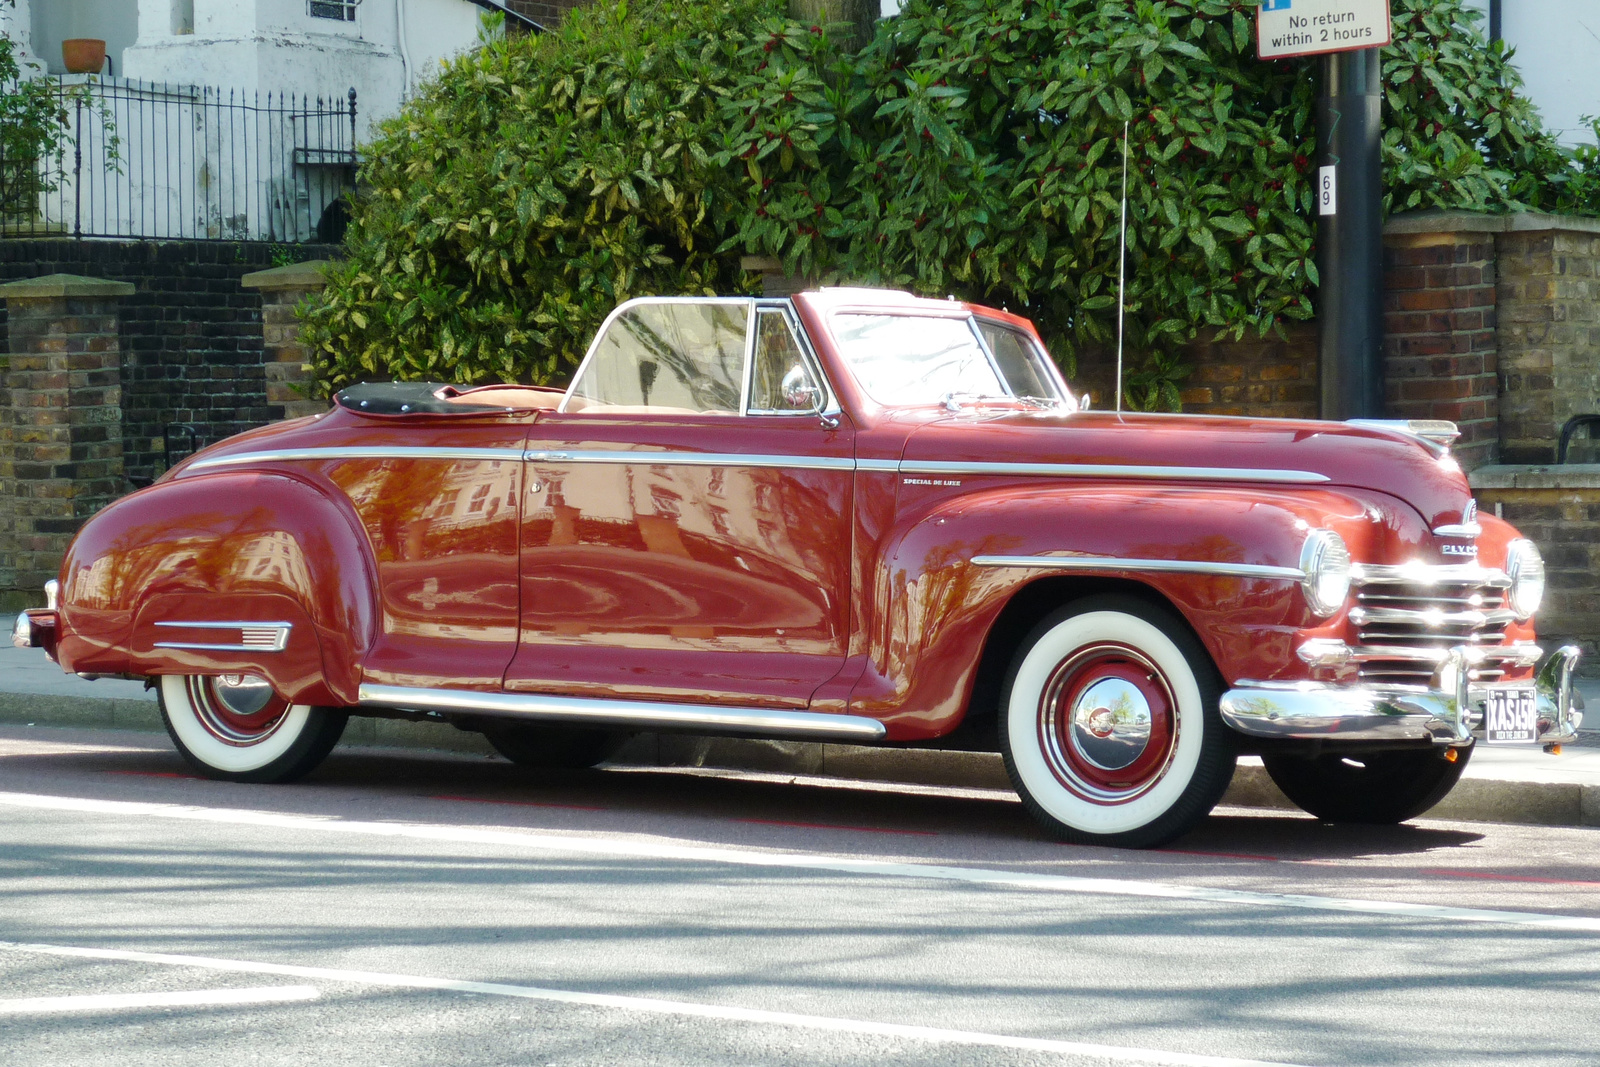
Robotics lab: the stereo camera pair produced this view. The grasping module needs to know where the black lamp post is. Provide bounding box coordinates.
[1316,46,1386,420]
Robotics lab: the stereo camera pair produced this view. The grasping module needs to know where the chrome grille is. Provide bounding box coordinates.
[1349,564,1514,686]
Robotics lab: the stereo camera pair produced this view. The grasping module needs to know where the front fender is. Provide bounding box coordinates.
[57,471,378,705]
[852,482,1415,738]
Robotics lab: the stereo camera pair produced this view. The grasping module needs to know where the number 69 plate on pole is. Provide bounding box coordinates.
[1484,687,1539,744]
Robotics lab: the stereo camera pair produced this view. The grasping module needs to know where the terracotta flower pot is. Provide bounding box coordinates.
[61,39,107,75]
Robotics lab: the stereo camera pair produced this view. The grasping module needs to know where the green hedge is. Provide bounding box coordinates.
[303,0,1597,408]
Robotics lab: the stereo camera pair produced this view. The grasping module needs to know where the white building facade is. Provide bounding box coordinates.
[1461,0,1600,147]
[3,0,524,139]
[0,0,529,241]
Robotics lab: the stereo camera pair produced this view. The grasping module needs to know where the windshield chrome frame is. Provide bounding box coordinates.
[827,306,1070,410]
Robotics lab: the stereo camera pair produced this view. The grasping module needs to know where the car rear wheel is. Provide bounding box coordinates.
[158,675,347,783]
[1261,747,1471,824]
[481,723,627,770]
[999,596,1236,849]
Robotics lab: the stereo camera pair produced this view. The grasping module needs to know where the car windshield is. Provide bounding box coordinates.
[830,312,1062,406]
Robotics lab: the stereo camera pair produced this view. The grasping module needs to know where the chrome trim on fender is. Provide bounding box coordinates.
[186,446,1329,485]
[188,446,525,471]
[898,460,1329,484]
[356,684,889,742]
[1220,645,1582,746]
[971,554,1304,581]
[152,621,293,653]
[523,449,855,472]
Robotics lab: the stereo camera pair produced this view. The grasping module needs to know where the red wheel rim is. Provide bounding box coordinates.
[185,676,290,746]
[1037,643,1178,804]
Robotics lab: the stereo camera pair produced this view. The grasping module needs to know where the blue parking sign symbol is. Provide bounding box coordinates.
[1263,0,1292,9]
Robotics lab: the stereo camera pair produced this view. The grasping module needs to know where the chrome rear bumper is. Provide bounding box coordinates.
[1220,645,1582,748]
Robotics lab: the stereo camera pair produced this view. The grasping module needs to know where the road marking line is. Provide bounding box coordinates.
[0,941,1305,1067]
[2,789,1598,933]
[734,817,940,837]
[0,985,319,1014]
[429,794,607,812]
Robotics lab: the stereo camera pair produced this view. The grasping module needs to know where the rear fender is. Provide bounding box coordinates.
[58,471,377,704]
[853,483,1401,738]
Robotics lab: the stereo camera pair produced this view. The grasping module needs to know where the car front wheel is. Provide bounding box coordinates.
[1261,747,1471,824]
[1000,596,1236,849]
[158,675,347,783]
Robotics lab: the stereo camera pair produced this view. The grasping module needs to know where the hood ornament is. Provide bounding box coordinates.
[1434,500,1481,556]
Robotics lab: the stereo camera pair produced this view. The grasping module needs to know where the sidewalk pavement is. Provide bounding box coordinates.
[4,615,1598,828]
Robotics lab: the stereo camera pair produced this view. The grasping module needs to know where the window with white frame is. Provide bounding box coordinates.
[309,0,360,21]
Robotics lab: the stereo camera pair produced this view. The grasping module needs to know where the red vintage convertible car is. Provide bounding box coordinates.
[13,289,1580,847]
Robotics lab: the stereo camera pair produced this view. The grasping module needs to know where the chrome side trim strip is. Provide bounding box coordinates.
[153,621,293,653]
[187,447,1328,485]
[897,460,1329,484]
[524,450,855,472]
[189,446,525,471]
[356,684,889,742]
[1431,522,1483,539]
[971,555,1303,581]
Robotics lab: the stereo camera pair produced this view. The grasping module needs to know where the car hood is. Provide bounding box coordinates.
[902,410,1473,532]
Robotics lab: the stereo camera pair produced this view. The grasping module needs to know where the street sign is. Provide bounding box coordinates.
[1257,0,1392,61]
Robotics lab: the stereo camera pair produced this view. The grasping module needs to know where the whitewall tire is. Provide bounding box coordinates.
[999,595,1235,848]
[159,675,347,783]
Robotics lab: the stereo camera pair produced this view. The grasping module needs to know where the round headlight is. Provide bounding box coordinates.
[1300,529,1352,618]
[1505,538,1545,620]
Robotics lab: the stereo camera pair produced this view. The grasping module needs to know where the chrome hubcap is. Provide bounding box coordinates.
[1039,644,1178,804]
[186,675,288,745]
[1068,677,1154,771]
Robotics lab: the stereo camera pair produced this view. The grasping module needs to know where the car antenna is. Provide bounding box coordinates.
[1115,118,1129,414]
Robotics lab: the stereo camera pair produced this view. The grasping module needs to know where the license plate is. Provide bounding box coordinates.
[1484,687,1539,744]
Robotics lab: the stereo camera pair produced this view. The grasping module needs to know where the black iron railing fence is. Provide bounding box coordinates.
[1,77,357,243]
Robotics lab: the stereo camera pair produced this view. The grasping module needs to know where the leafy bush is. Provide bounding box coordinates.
[306,0,1597,407]
[304,0,771,390]
[0,0,87,218]
[725,0,1596,399]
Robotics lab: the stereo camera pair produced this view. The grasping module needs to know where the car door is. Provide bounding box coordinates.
[505,298,854,709]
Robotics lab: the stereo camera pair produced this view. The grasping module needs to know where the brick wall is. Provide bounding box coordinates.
[1178,324,1318,418]
[1059,326,1318,418]
[243,262,333,421]
[1381,229,1500,469]
[0,240,336,485]
[1470,468,1600,665]
[0,279,129,605]
[1497,227,1600,463]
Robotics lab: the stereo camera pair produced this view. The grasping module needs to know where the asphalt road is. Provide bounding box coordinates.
[2,723,1599,1067]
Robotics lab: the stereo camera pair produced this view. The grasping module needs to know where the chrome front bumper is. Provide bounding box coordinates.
[1220,645,1583,747]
